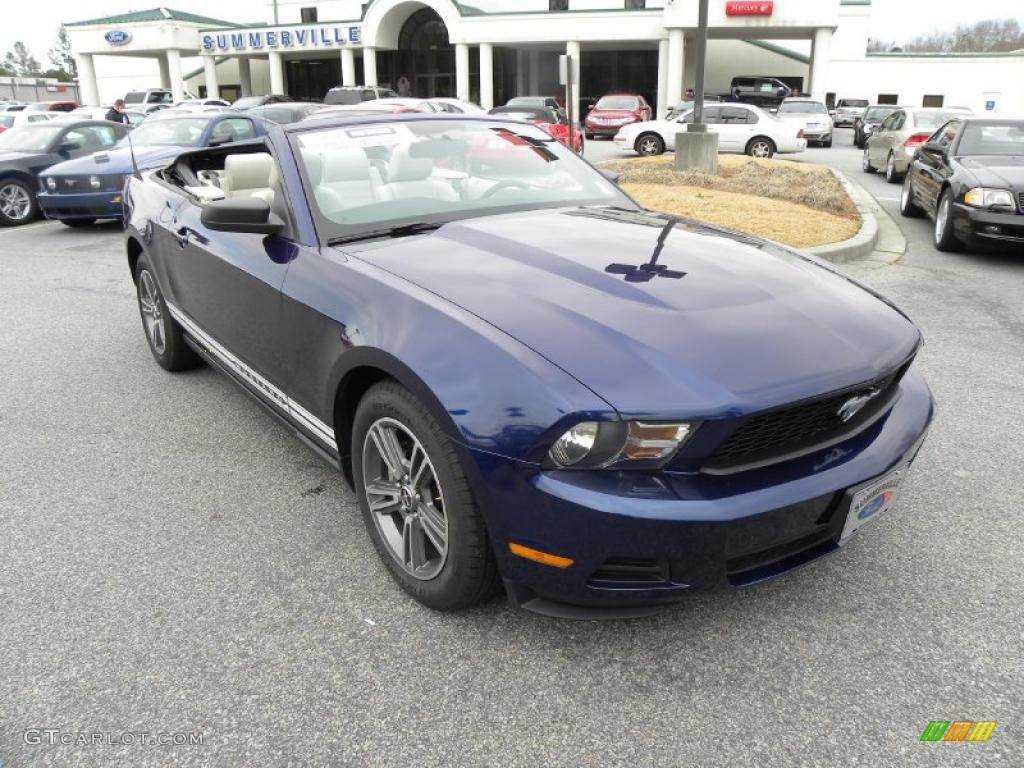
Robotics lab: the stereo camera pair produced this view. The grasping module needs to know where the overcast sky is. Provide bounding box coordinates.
[3,0,1023,67]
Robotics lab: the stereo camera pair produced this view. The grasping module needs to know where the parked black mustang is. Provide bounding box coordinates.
[0,120,128,226]
[900,116,1024,251]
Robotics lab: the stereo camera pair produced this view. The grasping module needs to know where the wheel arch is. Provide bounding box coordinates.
[330,348,464,488]
[126,235,144,284]
[746,135,776,154]
[0,169,36,187]
[634,131,665,154]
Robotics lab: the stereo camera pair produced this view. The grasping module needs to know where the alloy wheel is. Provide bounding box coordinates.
[935,195,949,242]
[0,182,31,222]
[886,153,896,181]
[362,417,448,581]
[137,270,167,355]
[638,136,661,156]
[749,140,771,158]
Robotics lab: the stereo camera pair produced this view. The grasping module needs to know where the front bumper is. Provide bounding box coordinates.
[37,190,123,221]
[586,121,637,136]
[834,114,858,127]
[951,202,1024,245]
[804,130,832,142]
[472,368,934,613]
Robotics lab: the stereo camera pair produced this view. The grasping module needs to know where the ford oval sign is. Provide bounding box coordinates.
[105,30,131,45]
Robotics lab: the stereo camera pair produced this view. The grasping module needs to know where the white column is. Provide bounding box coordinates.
[666,28,684,111]
[75,53,100,107]
[238,57,252,97]
[166,49,185,104]
[202,56,220,100]
[269,51,285,95]
[809,27,833,102]
[566,41,581,131]
[341,48,356,87]
[516,49,527,96]
[363,48,378,87]
[455,43,470,102]
[528,50,540,94]
[479,43,494,109]
[157,55,171,89]
[656,39,669,119]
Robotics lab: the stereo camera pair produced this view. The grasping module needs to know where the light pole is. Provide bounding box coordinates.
[692,0,709,131]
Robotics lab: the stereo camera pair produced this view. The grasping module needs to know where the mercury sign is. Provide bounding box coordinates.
[202,25,361,53]
[104,30,131,45]
[725,1,774,15]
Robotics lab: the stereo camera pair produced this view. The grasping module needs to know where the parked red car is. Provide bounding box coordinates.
[584,93,652,139]
[488,105,584,154]
[25,101,80,113]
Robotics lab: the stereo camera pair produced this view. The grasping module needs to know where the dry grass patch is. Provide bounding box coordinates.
[601,155,857,217]
[600,154,860,247]
[622,183,860,248]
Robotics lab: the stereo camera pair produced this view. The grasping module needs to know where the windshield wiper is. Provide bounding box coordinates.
[327,221,444,246]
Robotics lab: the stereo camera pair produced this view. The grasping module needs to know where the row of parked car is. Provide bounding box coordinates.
[0,87,596,228]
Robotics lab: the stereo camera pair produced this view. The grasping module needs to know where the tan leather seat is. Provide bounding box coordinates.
[221,153,278,206]
[380,145,458,202]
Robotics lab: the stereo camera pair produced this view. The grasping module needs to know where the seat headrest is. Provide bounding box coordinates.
[224,153,277,192]
[322,148,371,183]
[388,145,433,182]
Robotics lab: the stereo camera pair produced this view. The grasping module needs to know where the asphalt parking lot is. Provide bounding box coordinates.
[1,130,1022,767]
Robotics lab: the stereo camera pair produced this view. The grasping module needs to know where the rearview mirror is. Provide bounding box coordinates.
[208,134,233,147]
[200,197,284,235]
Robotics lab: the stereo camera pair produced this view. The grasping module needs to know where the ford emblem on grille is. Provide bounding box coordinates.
[837,388,880,422]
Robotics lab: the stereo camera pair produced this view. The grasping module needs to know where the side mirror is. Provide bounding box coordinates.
[208,134,233,147]
[58,141,80,154]
[921,141,945,155]
[599,168,620,184]
[200,197,284,235]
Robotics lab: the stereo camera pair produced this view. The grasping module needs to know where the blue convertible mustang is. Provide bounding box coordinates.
[123,114,933,617]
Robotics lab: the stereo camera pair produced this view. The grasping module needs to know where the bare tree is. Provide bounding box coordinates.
[897,18,1023,53]
[2,41,42,76]
[47,26,77,79]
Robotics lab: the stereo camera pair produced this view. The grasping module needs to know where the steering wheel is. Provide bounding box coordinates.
[482,180,532,199]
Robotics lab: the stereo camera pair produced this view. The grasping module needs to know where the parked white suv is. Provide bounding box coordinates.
[324,86,398,105]
[614,103,807,158]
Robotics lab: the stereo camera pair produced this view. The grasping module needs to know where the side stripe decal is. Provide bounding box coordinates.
[166,302,336,449]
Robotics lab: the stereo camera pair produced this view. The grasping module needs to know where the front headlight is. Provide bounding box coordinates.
[964,187,1016,211]
[89,175,101,190]
[547,420,695,469]
[45,177,56,191]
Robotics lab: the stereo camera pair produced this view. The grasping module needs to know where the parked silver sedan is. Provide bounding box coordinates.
[863,107,964,183]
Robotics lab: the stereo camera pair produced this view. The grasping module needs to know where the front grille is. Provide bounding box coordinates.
[58,174,124,192]
[704,358,913,473]
[1018,192,1024,213]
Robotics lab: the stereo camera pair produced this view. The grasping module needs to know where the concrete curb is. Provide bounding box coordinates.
[806,168,906,265]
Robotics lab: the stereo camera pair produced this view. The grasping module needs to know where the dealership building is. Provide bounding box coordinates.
[66,1,1024,118]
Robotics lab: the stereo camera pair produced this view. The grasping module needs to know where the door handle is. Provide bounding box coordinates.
[175,226,190,249]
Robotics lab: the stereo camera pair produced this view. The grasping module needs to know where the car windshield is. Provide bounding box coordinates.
[0,115,14,128]
[913,111,958,131]
[119,118,208,147]
[957,123,1024,156]
[595,96,638,110]
[779,101,827,114]
[0,125,60,151]
[865,107,894,121]
[294,119,627,239]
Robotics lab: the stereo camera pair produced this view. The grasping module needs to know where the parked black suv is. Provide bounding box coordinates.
[728,76,792,109]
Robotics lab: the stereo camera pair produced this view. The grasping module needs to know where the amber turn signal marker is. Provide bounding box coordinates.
[508,542,574,568]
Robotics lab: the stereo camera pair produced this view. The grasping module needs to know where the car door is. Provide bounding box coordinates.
[870,111,901,166]
[914,120,960,214]
[717,106,754,151]
[163,147,294,390]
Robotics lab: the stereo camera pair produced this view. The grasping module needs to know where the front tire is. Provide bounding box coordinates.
[746,137,775,158]
[884,152,903,183]
[0,178,37,226]
[862,148,877,173]
[822,137,833,148]
[352,381,499,610]
[134,254,201,371]
[635,133,665,156]
[899,174,923,218]
[933,190,963,252]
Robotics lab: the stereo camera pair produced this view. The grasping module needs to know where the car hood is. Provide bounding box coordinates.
[46,145,186,176]
[0,150,40,165]
[957,155,1024,188]
[348,208,921,418]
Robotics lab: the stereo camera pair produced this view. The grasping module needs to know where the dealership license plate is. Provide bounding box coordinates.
[839,467,905,545]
